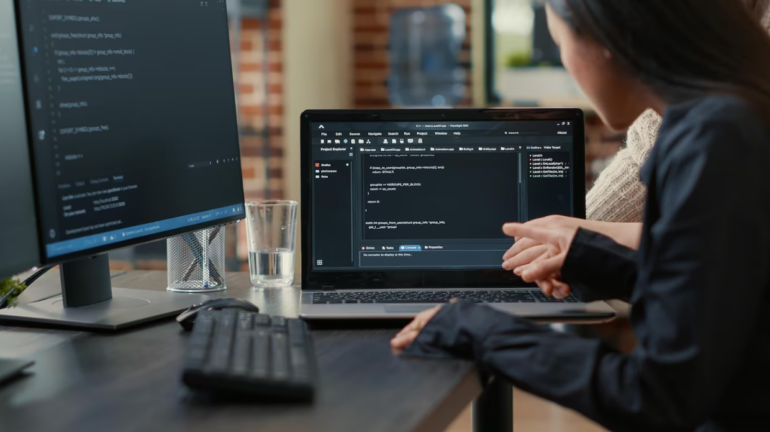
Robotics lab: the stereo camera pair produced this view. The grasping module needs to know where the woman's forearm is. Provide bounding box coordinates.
[581,221,643,250]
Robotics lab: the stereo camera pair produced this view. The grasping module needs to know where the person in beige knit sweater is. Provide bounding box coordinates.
[501,0,770,297]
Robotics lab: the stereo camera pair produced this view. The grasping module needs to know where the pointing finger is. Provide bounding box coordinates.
[503,237,540,260]
[503,245,548,271]
[519,254,565,282]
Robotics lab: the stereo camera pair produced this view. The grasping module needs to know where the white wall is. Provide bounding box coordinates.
[283,0,353,274]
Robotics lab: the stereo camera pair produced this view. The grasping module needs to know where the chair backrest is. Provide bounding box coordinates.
[388,4,467,107]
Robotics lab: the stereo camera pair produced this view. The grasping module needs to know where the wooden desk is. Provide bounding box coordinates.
[0,271,488,432]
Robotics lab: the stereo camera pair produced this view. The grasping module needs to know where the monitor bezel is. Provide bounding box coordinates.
[12,0,246,266]
[301,108,586,290]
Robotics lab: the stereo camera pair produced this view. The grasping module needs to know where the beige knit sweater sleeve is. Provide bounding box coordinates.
[586,109,661,222]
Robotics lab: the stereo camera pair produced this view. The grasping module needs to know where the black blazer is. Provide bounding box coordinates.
[404,95,770,432]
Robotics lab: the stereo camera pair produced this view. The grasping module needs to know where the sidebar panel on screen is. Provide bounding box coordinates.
[313,161,353,268]
[526,151,572,220]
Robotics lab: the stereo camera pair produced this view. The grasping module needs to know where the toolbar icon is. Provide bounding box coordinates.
[418,138,423,143]
[359,139,364,144]
[408,139,414,144]
[383,139,388,144]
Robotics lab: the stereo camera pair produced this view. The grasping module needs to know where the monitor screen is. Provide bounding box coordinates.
[15,0,245,262]
[0,0,40,278]
[308,119,577,271]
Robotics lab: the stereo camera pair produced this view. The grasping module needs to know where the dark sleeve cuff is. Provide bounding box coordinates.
[401,301,546,361]
[561,228,639,302]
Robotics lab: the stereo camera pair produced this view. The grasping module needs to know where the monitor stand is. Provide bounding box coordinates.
[0,255,210,331]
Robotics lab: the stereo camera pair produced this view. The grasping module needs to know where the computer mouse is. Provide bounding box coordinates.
[177,298,260,331]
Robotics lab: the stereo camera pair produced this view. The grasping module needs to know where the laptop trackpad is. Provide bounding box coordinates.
[384,305,435,314]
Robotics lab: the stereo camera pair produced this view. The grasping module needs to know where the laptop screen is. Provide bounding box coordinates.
[308,118,577,272]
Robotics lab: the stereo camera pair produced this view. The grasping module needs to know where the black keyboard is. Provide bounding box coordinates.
[181,309,317,402]
[312,289,579,304]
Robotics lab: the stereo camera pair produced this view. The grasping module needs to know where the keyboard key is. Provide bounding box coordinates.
[251,330,269,379]
[187,347,207,366]
[272,316,287,329]
[209,312,235,372]
[237,311,253,330]
[290,346,309,382]
[288,320,306,346]
[231,334,251,375]
[189,332,210,349]
[254,314,271,327]
[272,333,289,380]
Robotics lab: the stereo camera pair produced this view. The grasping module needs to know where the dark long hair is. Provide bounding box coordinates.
[545,0,770,112]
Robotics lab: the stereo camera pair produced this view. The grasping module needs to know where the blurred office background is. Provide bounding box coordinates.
[101,1,628,430]
[109,0,625,273]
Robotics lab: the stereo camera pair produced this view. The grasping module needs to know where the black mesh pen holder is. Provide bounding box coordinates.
[167,226,227,293]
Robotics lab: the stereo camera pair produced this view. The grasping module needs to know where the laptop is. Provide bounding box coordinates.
[298,108,616,322]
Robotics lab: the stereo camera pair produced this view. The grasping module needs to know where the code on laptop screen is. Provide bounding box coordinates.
[309,120,576,270]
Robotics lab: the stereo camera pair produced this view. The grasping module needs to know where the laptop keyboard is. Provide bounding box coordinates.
[311,290,579,304]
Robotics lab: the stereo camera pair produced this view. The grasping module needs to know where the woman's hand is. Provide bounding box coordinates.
[502,223,578,298]
[390,305,443,350]
[507,216,643,249]
[501,217,586,278]
[508,215,591,241]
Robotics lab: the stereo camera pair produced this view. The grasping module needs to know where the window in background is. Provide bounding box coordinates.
[486,0,583,105]
[353,0,473,110]
[484,0,625,187]
[388,4,467,107]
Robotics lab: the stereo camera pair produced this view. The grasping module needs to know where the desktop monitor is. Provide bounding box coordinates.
[0,0,40,280]
[0,0,245,329]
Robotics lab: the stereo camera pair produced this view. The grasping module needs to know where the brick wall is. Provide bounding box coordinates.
[353,0,473,108]
[233,1,284,267]
[236,0,284,201]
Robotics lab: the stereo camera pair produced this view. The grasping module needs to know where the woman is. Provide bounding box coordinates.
[391,1,770,430]
[587,0,770,224]
[500,0,770,300]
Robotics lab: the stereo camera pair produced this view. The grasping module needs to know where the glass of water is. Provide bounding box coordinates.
[245,200,298,288]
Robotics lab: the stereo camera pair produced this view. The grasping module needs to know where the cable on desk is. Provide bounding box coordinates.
[0,265,54,309]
